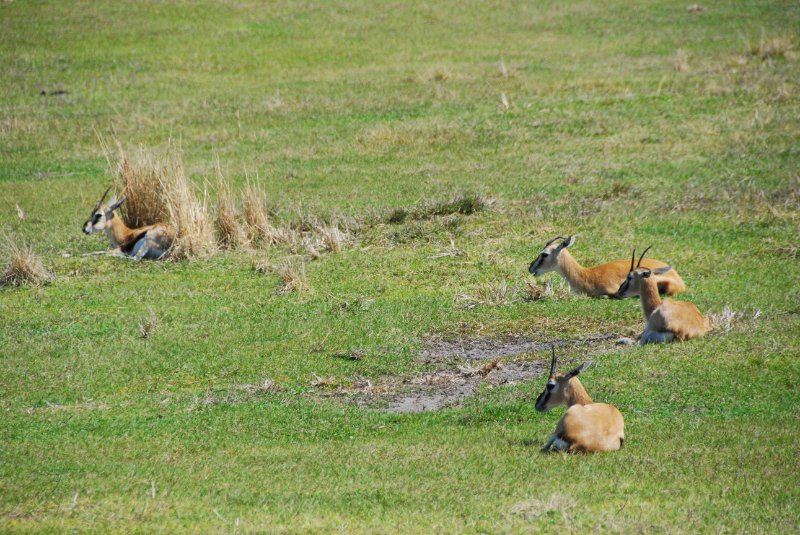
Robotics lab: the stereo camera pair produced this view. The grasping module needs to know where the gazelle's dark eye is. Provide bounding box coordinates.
[546,382,555,390]
[541,252,549,258]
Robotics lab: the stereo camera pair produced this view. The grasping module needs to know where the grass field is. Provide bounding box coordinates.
[2,0,799,532]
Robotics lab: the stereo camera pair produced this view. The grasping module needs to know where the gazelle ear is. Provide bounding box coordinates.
[109,195,127,212]
[566,361,591,378]
[652,265,672,275]
[559,235,576,249]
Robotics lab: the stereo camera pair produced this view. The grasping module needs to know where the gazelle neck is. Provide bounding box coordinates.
[104,214,134,248]
[556,250,590,293]
[567,378,593,406]
[639,278,663,319]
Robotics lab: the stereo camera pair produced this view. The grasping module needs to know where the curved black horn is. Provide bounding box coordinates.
[630,248,636,273]
[94,186,112,210]
[637,245,652,268]
[549,345,558,376]
[545,235,566,247]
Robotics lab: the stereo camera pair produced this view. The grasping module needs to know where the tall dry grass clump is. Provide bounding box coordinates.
[111,143,168,227]
[161,157,216,259]
[1,236,54,287]
[106,139,216,259]
[214,165,246,250]
[242,179,284,247]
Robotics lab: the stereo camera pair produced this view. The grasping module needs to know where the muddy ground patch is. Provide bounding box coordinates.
[321,332,629,413]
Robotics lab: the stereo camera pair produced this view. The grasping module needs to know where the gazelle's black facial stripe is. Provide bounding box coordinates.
[529,255,542,274]
[535,389,549,411]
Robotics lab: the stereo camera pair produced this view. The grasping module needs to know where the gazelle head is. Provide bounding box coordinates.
[616,246,672,298]
[528,235,575,276]
[83,186,126,235]
[535,347,591,412]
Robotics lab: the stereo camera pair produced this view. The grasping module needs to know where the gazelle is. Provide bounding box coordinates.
[528,235,685,297]
[536,348,624,453]
[617,247,710,344]
[82,186,174,260]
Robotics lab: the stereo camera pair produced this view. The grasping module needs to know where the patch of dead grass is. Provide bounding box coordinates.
[214,164,246,250]
[747,34,795,61]
[108,142,169,228]
[708,306,761,333]
[253,259,309,294]
[138,307,158,339]
[1,236,54,287]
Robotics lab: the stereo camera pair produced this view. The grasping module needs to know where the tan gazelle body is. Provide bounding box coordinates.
[617,247,710,344]
[535,349,624,453]
[529,235,685,297]
[82,187,174,260]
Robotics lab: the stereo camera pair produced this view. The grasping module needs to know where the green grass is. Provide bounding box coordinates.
[2,0,799,531]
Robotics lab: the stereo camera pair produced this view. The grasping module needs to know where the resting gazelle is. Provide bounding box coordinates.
[82,186,174,260]
[536,348,624,453]
[528,235,685,297]
[617,247,710,344]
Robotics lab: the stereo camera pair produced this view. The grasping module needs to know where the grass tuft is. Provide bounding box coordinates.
[213,165,246,250]
[159,153,215,260]
[674,49,690,72]
[253,258,309,294]
[243,179,285,247]
[137,307,158,339]
[420,193,487,218]
[708,307,761,333]
[110,142,169,228]
[747,34,795,60]
[1,236,54,287]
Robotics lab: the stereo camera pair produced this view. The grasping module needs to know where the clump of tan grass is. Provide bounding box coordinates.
[523,278,554,301]
[137,307,158,339]
[242,179,285,247]
[457,279,514,309]
[316,224,348,253]
[747,33,795,60]
[109,142,168,227]
[673,49,690,72]
[104,139,216,259]
[213,164,246,250]
[427,66,451,81]
[253,258,309,294]
[1,236,54,287]
[160,158,215,259]
[708,307,761,333]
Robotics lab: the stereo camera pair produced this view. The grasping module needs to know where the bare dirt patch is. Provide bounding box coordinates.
[381,361,545,413]
[319,333,627,413]
[420,333,620,361]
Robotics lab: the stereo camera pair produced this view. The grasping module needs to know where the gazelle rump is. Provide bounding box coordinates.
[82,187,174,260]
[535,348,624,453]
[528,235,685,297]
[617,248,709,344]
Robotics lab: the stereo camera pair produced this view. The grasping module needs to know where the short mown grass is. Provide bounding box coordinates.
[1,0,799,532]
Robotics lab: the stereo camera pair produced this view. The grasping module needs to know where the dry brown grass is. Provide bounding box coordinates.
[213,165,246,250]
[242,179,285,247]
[708,307,761,333]
[109,142,169,227]
[523,278,554,301]
[457,279,514,309]
[137,307,158,339]
[747,34,795,60]
[105,140,216,259]
[1,236,54,287]
[674,49,690,72]
[316,224,348,253]
[253,258,309,294]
